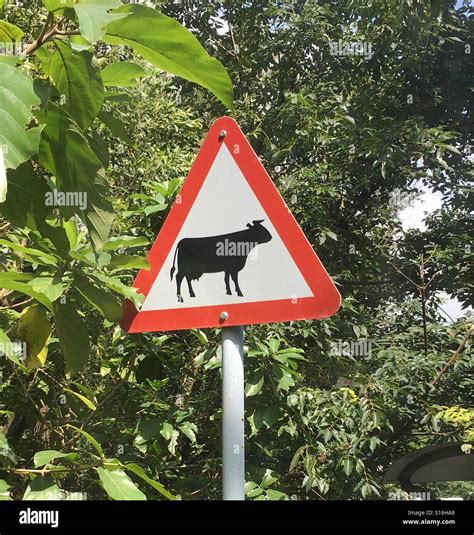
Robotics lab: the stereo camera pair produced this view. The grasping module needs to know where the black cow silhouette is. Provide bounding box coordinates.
[170,220,272,302]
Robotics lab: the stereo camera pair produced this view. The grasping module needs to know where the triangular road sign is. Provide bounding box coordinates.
[121,116,340,332]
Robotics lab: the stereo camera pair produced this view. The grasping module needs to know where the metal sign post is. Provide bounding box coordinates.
[221,324,245,500]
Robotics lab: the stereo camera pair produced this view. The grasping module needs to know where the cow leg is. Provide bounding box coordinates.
[176,272,184,303]
[186,276,196,298]
[231,271,243,297]
[224,272,232,295]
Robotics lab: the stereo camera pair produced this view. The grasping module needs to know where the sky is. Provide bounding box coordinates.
[397,189,471,323]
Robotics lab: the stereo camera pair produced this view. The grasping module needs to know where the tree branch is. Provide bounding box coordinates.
[430,325,473,385]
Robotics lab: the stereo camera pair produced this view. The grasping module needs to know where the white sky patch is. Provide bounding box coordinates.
[437,292,472,324]
[396,181,470,323]
[215,17,229,35]
[397,185,443,232]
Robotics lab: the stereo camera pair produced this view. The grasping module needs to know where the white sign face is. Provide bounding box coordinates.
[141,144,313,311]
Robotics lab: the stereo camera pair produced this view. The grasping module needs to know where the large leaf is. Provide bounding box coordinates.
[91,272,145,308]
[0,480,11,501]
[42,0,74,12]
[73,271,122,322]
[104,4,233,110]
[39,39,104,130]
[101,61,147,87]
[33,450,77,468]
[0,63,42,170]
[38,103,114,250]
[245,369,265,397]
[16,305,52,369]
[124,463,175,501]
[0,273,53,311]
[53,300,90,375]
[0,163,51,226]
[0,20,23,43]
[22,476,62,500]
[0,239,58,266]
[97,468,146,501]
[74,0,128,44]
[67,425,103,457]
[98,110,131,144]
[28,276,64,303]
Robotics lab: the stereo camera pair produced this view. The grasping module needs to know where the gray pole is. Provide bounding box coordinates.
[221,325,245,500]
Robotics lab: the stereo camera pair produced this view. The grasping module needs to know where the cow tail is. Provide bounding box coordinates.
[170,243,179,280]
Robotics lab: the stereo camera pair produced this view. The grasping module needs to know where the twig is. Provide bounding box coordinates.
[0,298,32,310]
[430,325,473,385]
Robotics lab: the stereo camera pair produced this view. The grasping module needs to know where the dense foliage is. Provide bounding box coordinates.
[0,0,472,501]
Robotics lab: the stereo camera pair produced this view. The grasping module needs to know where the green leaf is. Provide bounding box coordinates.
[67,424,104,457]
[289,445,306,473]
[109,254,150,271]
[34,450,77,468]
[101,61,147,87]
[178,422,197,443]
[124,463,175,500]
[0,480,11,501]
[102,235,149,251]
[42,0,74,12]
[343,458,353,477]
[248,406,284,437]
[91,272,144,308]
[265,489,287,500]
[0,20,23,43]
[73,272,122,322]
[0,433,16,467]
[104,4,234,110]
[0,63,42,170]
[272,363,295,391]
[0,276,53,311]
[160,422,179,455]
[38,103,114,251]
[64,388,96,411]
[98,110,131,143]
[29,276,64,303]
[361,482,372,499]
[17,304,52,369]
[23,476,62,500]
[0,163,50,226]
[97,467,146,501]
[53,300,90,375]
[74,0,128,44]
[268,338,280,353]
[0,239,58,266]
[134,417,161,446]
[245,369,264,397]
[40,40,104,130]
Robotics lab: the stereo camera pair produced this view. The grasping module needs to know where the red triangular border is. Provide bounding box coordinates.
[121,116,340,332]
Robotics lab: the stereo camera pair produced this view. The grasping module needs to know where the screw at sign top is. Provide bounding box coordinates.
[219,129,227,140]
[219,311,229,321]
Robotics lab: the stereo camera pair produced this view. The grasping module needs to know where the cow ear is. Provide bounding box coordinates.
[246,223,252,228]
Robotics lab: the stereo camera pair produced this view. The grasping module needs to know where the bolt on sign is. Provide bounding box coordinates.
[121,116,340,333]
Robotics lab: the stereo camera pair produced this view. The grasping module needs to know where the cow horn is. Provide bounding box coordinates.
[252,219,264,224]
